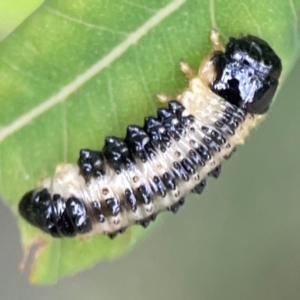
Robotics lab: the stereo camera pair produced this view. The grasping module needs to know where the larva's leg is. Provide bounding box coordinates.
[157,93,172,103]
[210,29,225,52]
[180,61,196,79]
[157,61,196,104]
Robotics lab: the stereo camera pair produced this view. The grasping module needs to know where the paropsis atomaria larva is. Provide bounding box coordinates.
[19,31,282,239]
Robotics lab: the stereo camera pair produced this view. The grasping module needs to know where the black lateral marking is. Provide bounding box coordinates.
[210,129,227,145]
[137,184,153,204]
[162,171,176,190]
[168,197,185,214]
[65,197,92,234]
[173,161,189,181]
[225,106,246,122]
[153,175,167,197]
[92,200,105,223]
[125,125,152,162]
[157,108,181,141]
[105,197,121,216]
[78,149,105,181]
[108,232,118,239]
[203,136,221,152]
[52,193,75,237]
[221,113,239,131]
[124,188,137,211]
[181,157,196,175]
[191,180,206,194]
[215,120,235,135]
[189,149,205,166]
[102,136,134,173]
[224,147,237,160]
[136,214,156,228]
[196,144,211,161]
[209,165,222,178]
[144,117,171,151]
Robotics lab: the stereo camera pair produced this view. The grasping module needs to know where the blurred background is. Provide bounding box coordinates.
[1,1,300,300]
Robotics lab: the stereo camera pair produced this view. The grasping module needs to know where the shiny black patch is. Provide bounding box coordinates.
[125,188,137,211]
[211,35,282,114]
[191,180,206,194]
[78,149,105,182]
[153,176,167,197]
[105,197,120,216]
[103,136,134,173]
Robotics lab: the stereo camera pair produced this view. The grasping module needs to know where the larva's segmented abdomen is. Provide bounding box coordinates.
[18,33,282,238]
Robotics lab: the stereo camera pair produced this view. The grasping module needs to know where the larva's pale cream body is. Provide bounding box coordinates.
[37,55,263,237]
[19,31,281,238]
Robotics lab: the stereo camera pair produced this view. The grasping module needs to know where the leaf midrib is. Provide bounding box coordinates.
[0,0,186,144]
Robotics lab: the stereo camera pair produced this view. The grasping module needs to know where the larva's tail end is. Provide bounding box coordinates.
[18,189,61,237]
[19,190,38,226]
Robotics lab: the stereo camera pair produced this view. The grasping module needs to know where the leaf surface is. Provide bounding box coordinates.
[0,0,299,284]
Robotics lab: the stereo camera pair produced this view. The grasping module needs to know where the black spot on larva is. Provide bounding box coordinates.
[108,232,119,239]
[105,197,120,216]
[92,200,105,223]
[150,214,157,221]
[124,188,137,211]
[153,176,167,197]
[211,35,282,114]
[189,149,205,166]
[210,129,227,145]
[102,136,134,173]
[215,120,235,136]
[65,196,92,235]
[220,113,239,132]
[173,161,189,181]
[202,126,227,146]
[181,158,196,175]
[78,149,105,181]
[224,147,237,160]
[52,194,75,237]
[157,108,181,141]
[139,220,150,228]
[137,184,153,204]
[196,144,211,161]
[168,100,195,128]
[168,100,185,115]
[162,171,176,190]
[209,165,222,178]
[125,125,155,162]
[168,197,185,214]
[191,180,206,194]
[136,214,156,228]
[225,106,246,122]
[108,227,127,239]
[203,136,221,152]
[119,227,126,234]
[144,117,171,151]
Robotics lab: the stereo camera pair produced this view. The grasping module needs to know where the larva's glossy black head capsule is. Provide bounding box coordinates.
[211,35,282,114]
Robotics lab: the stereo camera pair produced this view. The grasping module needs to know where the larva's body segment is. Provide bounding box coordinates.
[19,32,282,239]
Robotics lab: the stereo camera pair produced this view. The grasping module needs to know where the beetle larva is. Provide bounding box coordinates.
[18,31,282,239]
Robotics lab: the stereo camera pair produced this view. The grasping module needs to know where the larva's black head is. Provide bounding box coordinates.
[19,189,92,237]
[211,35,282,114]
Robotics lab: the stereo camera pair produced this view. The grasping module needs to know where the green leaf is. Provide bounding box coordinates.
[0,0,299,285]
[0,0,44,41]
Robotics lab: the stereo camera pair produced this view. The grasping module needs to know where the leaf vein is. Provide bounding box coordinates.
[0,0,186,144]
[45,7,128,36]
